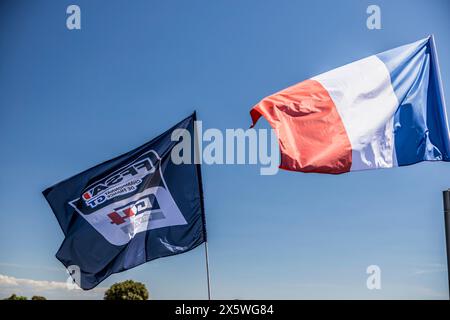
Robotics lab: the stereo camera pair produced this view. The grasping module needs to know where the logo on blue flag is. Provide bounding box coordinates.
[69,150,188,246]
[43,113,206,290]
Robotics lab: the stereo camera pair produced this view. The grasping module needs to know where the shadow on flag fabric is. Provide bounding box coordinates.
[250,35,450,174]
[43,113,206,290]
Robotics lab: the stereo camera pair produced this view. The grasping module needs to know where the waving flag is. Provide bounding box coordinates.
[43,113,206,289]
[250,36,450,173]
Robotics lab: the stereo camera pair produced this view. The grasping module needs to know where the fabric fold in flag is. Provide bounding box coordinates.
[250,36,450,174]
[43,113,206,290]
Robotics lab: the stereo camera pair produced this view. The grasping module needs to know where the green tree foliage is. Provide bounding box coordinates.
[4,294,27,300]
[31,295,47,300]
[104,280,149,300]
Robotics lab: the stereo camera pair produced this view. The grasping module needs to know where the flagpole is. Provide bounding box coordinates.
[193,111,212,300]
[204,241,212,300]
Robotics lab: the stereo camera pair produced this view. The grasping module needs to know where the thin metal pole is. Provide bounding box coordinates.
[193,111,212,300]
[204,241,212,300]
[442,191,450,299]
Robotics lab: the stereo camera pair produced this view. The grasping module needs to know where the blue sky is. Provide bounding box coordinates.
[1,0,450,299]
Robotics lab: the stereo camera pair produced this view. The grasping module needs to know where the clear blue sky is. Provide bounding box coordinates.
[1,0,450,299]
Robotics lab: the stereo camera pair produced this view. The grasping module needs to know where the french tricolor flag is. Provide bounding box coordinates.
[251,36,450,174]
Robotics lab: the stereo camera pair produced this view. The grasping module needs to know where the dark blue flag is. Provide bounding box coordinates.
[43,113,206,290]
